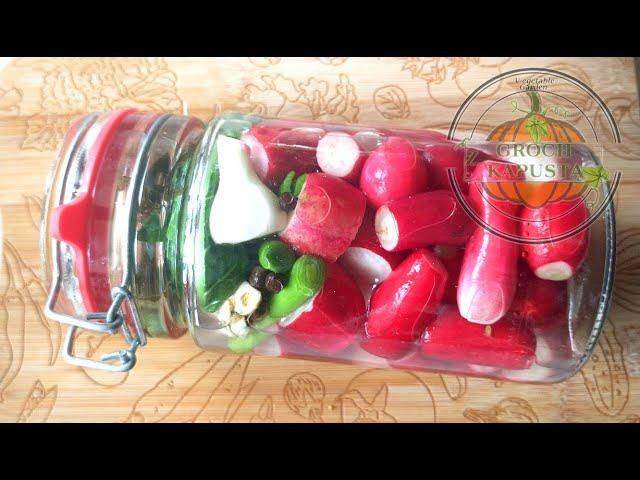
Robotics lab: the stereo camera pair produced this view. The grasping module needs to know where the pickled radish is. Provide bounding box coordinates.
[362,249,448,359]
[433,245,464,305]
[359,136,429,208]
[422,143,468,192]
[339,209,407,302]
[317,131,367,183]
[242,125,322,187]
[375,190,475,251]
[421,305,536,370]
[520,197,589,281]
[508,264,567,331]
[280,263,365,354]
[279,173,366,263]
[457,161,520,325]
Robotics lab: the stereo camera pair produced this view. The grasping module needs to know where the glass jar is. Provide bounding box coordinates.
[41,110,616,382]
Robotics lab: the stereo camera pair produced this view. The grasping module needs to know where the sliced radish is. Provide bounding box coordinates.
[279,173,366,262]
[359,136,429,209]
[421,305,536,370]
[317,131,367,183]
[375,190,475,251]
[362,249,448,360]
[521,197,590,281]
[279,263,366,354]
[339,209,407,303]
[241,125,322,187]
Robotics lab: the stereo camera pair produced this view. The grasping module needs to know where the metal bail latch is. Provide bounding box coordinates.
[44,111,170,372]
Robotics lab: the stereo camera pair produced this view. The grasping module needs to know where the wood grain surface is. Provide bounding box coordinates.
[0,57,639,423]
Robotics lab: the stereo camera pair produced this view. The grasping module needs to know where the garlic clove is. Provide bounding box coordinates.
[232,281,262,316]
[228,314,251,338]
[213,299,233,325]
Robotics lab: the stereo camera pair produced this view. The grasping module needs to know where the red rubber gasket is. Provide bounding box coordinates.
[50,109,138,313]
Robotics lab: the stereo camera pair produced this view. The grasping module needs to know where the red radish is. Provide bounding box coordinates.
[375,190,475,251]
[242,125,322,187]
[241,124,287,185]
[359,136,429,209]
[457,161,520,325]
[421,305,536,370]
[317,131,367,183]
[362,249,448,360]
[279,263,366,354]
[520,197,590,281]
[279,173,366,262]
[339,209,407,302]
[508,263,567,331]
[422,143,469,192]
[433,245,464,305]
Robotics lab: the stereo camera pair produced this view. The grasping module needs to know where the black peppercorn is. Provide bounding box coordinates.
[249,266,268,289]
[279,192,297,211]
[264,272,284,293]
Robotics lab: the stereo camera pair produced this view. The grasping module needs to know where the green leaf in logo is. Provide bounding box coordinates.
[581,165,609,189]
[525,116,549,144]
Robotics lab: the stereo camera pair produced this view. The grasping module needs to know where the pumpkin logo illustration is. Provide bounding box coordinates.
[476,91,591,209]
[448,67,621,244]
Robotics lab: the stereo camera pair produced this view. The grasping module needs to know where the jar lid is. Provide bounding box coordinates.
[42,110,204,371]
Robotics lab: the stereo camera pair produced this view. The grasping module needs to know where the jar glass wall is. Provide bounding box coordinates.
[41,110,615,382]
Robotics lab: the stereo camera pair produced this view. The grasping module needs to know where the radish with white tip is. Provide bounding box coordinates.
[520,197,589,281]
[339,209,407,302]
[317,131,367,183]
[457,161,521,325]
[375,190,475,251]
[242,125,322,187]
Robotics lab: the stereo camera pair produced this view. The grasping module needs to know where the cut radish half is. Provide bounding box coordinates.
[339,209,407,302]
[375,190,475,251]
[279,173,366,262]
[317,131,366,183]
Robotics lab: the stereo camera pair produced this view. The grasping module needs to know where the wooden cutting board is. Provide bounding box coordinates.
[1,57,639,423]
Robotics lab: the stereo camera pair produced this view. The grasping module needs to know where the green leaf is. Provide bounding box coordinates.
[581,165,609,189]
[525,116,549,144]
[202,243,250,313]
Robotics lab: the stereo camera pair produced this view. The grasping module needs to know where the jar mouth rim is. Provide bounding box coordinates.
[40,112,102,307]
